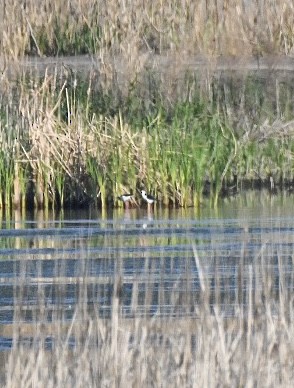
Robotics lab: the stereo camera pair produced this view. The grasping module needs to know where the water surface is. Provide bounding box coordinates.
[0,190,293,349]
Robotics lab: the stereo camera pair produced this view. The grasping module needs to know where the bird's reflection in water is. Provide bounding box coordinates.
[123,209,131,222]
[142,211,154,230]
[140,213,154,250]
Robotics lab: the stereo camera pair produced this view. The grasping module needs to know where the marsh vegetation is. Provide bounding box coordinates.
[5,273,294,387]
[1,0,294,58]
[1,198,294,386]
[0,1,294,210]
[1,3,293,386]
[1,2,294,386]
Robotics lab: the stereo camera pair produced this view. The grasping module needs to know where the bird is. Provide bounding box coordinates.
[117,193,133,209]
[141,190,156,211]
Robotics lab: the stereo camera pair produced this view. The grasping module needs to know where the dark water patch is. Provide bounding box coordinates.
[0,338,13,351]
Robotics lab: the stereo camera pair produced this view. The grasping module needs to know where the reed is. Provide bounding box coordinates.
[2,245,294,386]
[0,69,294,209]
[1,0,294,59]
[0,1,294,209]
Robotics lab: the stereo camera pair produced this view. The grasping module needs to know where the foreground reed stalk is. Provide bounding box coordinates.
[3,247,294,387]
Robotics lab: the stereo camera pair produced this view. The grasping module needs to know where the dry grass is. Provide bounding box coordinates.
[0,1,294,209]
[1,0,294,60]
[1,65,294,209]
[2,247,294,387]
[5,311,294,387]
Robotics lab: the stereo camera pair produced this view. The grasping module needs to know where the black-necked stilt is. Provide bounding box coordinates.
[141,190,156,210]
[118,193,133,209]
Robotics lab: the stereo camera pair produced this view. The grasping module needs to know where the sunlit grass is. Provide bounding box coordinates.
[0,69,293,210]
[2,245,294,386]
[1,0,294,58]
[1,0,294,211]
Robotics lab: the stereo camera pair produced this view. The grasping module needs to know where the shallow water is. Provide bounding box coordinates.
[0,190,294,349]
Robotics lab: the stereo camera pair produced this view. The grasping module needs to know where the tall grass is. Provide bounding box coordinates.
[3,246,294,386]
[0,0,294,209]
[1,0,294,59]
[0,68,293,209]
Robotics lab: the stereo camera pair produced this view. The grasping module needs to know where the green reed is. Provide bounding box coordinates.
[139,102,236,207]
[86,155,108,208]
[0,151,13,209]
[0,109,19,209]
[0,66,294,210]
[54,168,66,209]
[14,161,28,210]
[2,0,294,59]
[30,18,101,56]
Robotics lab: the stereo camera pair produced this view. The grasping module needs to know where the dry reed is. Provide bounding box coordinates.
[1,0,294,60]
[0,1,294,209]
[2,243,294,387]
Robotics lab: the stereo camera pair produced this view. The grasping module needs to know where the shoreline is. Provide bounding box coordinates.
[0,53,294,211]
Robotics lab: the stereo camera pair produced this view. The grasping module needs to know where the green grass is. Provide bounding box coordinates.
[1,3,294,206]
[0,70,293,210]
[28,19,101,56]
